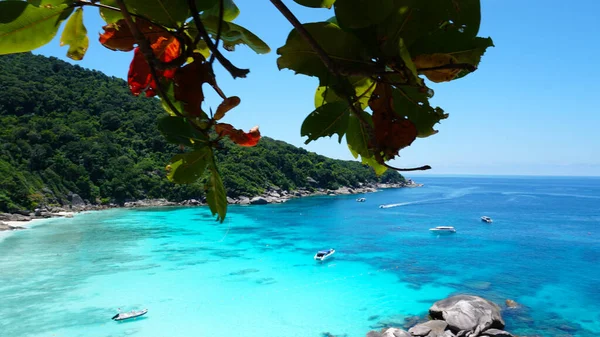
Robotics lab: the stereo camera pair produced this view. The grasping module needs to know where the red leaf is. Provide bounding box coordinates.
[174,54,212,116]
[369,83,417,160]
[127,37,181,97]
[128,48,155,97]
[216,124,261,147]
[99,19,169,52]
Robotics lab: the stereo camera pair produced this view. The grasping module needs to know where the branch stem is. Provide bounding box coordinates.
[383,163,432,172]
[208,0,224,65]
[114,0,183,118]
[269,0,337,74]
[417,63,476,72]
[187,0,249,78]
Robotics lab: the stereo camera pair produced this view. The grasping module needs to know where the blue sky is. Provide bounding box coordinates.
[34,0,600,176]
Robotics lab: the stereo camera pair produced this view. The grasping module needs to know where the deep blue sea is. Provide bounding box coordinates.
[1,176,599,337]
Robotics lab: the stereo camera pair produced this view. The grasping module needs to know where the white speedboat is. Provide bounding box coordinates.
[314,249,335,261]
[481,216,493,223]
[356,198,366,202]
[112,309,148,321]
[429,226,456,234]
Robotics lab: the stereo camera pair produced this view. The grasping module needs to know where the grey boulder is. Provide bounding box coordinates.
[429,295,504,337]
[409,320,448,337]
[367,328,412,337]
[480,329,513,337]
[250,197,268,205]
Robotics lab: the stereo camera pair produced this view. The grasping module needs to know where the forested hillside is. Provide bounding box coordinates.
[0,53,404,212]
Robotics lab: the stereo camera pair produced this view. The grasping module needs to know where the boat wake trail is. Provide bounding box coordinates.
[379,187,478,209]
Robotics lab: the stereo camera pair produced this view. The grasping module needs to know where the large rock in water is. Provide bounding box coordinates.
[409,320,448,337]
[367,328,412,337]
[429,295,504,337]
[250,197,268,205]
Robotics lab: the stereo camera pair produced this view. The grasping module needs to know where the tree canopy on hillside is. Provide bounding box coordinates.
[0,0,492,220]
[0,53,404,213]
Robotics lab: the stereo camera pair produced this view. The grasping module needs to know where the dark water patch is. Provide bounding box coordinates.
[212,249,249,259]
[229,268,260,276]
[255,277,276,285]
[368,315,380,321]
[125,263,161,271]
[177,259,213,266]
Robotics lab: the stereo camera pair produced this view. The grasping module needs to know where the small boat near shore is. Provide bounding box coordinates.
[314,248,335,261]
[112,309,148,321]
[429,226,456,234]
[481,216,493,223]
[356,198,366,202]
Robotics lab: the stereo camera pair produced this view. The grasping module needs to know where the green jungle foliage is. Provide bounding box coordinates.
[0,53,404,212]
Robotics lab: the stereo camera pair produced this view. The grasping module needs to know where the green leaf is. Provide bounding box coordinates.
[346,110,371,159]
[188,17,270,54]
[315,77,375,109]
[0,1,73,55]
[167,147,211,184]
[410,29,494,78]
[346,112,387,175]
[157,116,208,146]
[202,0,239,22]
[99,0,195,27]
[27,0,71,6]
[398,38,422,85]
[361,156,387,175]
[378,0,481,58]
[334,0,394,29]
[277,22,371,80]
[60,7,88,61]
[301,101,350,144]
[293,0,335,9]
[206,152,227,222]
[391,87,448,138]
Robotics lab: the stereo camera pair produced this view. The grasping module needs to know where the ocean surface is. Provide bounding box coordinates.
[1,176,599,337]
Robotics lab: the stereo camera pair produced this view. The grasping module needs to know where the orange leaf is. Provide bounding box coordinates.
[214,96,241,120]
[128,48,155,97]
[127,37,181,97]
[369,83,417,160]
[174,54,212,116]
[99,19,169,52]
[215,124,261,147]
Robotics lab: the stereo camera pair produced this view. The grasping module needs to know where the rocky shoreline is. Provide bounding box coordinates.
[368,295,516,337]
[0,180,422,231]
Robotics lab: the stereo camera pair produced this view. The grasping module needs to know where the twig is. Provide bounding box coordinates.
[114,0,184,118]
[383,163,431,172]
[270,0,337,74]
[417,63,476,72]
[187,0,249,78]
[208,0,224,65]
[74,0,122,13]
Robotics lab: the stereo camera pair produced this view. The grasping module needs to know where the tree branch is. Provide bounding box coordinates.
[417,63,476,73]
[187,0,249,78]
[383,163,432,172]
[208,0,224,65]
[270,0,337,74]
[114,0,184,118]
[75,0,122,13]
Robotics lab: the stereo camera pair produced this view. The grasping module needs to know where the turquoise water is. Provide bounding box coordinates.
[1,176,599,337]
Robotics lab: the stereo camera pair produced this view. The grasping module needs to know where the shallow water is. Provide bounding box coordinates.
[0,176,599,337]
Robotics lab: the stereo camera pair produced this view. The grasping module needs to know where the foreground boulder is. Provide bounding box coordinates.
[367,328,412,337]
[409,320,448,337]
[429,295,504,337]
